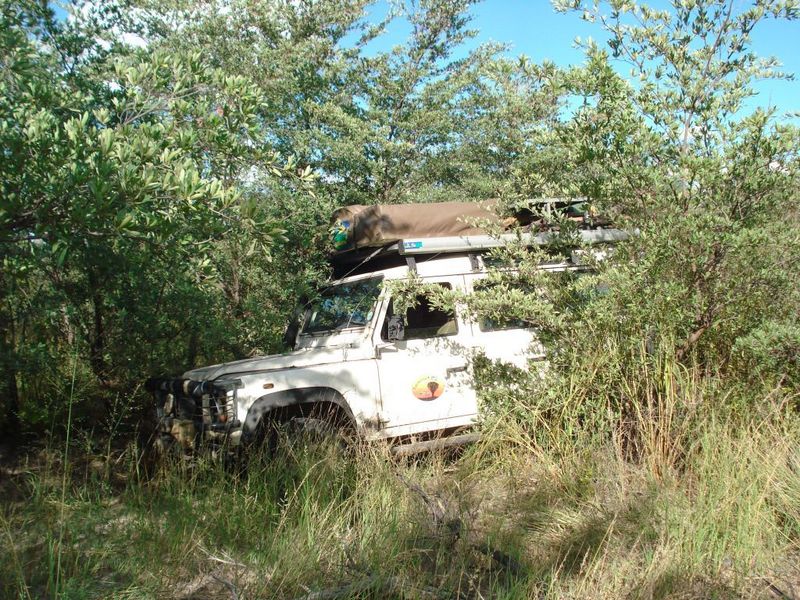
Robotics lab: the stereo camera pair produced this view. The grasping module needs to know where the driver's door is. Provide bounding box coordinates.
[374,276,477,436]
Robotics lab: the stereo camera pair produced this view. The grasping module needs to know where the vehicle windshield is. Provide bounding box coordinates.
[301,277,382,335]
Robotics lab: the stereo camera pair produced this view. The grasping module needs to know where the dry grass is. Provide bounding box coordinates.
[1,369,798,599]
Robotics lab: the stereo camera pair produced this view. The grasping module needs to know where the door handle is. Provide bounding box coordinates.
[446,364,468,376]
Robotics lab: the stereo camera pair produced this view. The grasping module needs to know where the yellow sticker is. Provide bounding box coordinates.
[412,375,446,400]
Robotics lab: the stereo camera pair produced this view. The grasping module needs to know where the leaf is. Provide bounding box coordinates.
[117,212,135,230]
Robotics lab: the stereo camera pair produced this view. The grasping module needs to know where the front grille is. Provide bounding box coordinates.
[147,377,241,434]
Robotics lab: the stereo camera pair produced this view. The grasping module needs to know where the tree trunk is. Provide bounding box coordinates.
[88,269,109,385]
[0,312,21,437]
[187,330,198,369]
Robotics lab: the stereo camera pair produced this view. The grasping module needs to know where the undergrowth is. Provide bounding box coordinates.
[1,362,798,599]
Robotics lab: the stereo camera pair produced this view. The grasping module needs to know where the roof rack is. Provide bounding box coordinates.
[330,226,632,278]
[397,228,630,256]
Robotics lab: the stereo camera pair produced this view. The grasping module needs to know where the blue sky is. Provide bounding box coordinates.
[362,0,800,117]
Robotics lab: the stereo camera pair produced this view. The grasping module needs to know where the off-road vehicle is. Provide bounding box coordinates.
[147,200,626,454]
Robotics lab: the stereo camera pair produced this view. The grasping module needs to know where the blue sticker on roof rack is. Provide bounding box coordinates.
[403,241,423,249]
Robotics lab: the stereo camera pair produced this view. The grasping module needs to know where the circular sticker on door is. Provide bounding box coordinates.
[412,375,446,400]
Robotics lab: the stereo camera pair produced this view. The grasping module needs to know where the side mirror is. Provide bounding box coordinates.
[282,319,300,350]
[387,314,405,341]
[283,296,309,350]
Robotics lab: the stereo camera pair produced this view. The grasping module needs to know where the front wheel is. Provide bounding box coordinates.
[246,404,356,458]
[283,414,354,454]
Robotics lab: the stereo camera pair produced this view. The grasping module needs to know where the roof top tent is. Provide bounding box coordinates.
[328,199,627,278]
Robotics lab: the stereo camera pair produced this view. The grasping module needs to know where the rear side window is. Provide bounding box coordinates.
[472,278,534,332]
[382,282,457,340]
[473,269,606,331]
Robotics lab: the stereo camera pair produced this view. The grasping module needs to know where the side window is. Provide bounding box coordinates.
[473,270,605,332]
[472,278,533,332]
[381,283,457,340]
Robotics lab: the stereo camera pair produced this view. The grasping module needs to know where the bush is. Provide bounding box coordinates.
[732,321,800,390]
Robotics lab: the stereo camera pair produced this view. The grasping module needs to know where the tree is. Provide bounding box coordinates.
[467,1,799,423]
[0,0,298,432]
[542,0,800,369]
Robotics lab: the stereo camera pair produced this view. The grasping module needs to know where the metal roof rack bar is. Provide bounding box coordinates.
[398,228,630,256]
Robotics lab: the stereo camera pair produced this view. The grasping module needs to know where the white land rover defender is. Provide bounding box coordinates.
[147,200,627,453]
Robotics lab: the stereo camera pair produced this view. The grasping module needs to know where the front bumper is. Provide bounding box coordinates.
[146,377,242,449]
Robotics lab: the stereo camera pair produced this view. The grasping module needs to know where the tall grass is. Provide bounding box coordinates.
[1,359,798,599]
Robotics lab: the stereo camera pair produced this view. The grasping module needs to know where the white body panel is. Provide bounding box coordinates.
[183,253,572,441]
[372,273,479,437]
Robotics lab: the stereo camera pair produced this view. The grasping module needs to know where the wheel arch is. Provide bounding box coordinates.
[241,386,356,439]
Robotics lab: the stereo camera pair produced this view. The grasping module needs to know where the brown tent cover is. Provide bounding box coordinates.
[331,201,503,251]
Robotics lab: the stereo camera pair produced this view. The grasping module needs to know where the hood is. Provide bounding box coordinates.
[182,345,361,381]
